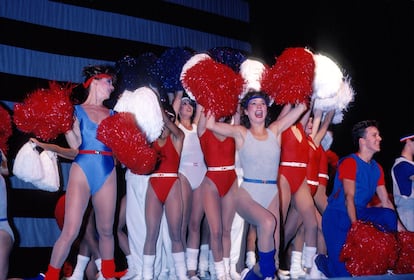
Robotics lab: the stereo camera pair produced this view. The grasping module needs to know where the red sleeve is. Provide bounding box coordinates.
[338,156,357,181]
[377,164,385,186]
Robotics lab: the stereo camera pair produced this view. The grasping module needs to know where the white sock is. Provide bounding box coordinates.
[245,251,256,269]
[214,260,225,278]
[303,246,317,269]
[173,252,188,280]
[186,248,199,271]
[71,255,90,278]
[94,258,102,272]
[143,255,155,280]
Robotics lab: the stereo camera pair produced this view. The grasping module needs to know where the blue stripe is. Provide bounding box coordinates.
[0,44,113,82]
[0,0,251,53]
[243,177,277,185]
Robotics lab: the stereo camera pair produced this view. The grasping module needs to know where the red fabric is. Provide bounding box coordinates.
[54,195,65,230]
[97,112,158,175]
[340,220,398,276]
[44,265,61,280]
[394,231,414,274]
[101,259,127,278]
[261,47,314,105]
[0,106,12,155]
[13,81,75,141]
[181,58,243,119]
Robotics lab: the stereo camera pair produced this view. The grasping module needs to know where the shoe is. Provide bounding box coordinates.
[240,268,249,280]
[277,269,290,280]
[25,273,45,280]
[121,268,139,280]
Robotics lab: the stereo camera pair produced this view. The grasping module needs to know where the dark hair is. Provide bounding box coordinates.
[351,120,378,147]
[82,64,117,84]
[239,91,271,128]
[240,91,270,109]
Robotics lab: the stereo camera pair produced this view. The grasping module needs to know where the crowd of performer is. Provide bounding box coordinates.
[1,46,413,280]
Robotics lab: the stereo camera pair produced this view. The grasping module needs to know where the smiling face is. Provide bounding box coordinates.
[362,126,382,153]
[245,96,268,122]
[179,97,195,120]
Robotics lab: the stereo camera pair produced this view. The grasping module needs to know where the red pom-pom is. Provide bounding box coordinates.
[181,58,244,118]
[340,220,398,276]
[394,231,414,274]
[97,112,158,175]
[13,81,75,141]
[0,106,12,155]
[261,47,314,105]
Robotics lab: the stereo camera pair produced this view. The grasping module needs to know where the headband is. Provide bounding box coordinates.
[400,134,414,142]
[83,73,113,88]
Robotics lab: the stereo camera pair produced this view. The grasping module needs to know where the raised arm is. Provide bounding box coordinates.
[270,102,308,136]
[205,110,244,147]
[172,90,183,118]
[312,109,335,146]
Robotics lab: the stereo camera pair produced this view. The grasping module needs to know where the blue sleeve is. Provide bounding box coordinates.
[394,161,414,196]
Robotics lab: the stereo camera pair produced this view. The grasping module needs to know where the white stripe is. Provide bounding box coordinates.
[280,162,307,168]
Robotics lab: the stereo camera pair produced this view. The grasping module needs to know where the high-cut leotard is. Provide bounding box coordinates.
[199,129,237,197]
[178,123,206,189]
[150,135,180,203]
[238,129,279,208]
[0,176,14,241]
[74,105,115,195]
[279,123,309,194]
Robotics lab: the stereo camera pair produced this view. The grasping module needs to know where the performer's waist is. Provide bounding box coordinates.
[181,162,204,167]
[150,173,178,178]
[78,150,113,156]
[280,161,307,168]
[243,177,277,184]
[0,217,7,222]
[207,165,235,171]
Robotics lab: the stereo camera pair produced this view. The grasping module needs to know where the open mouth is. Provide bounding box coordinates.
[255,110,263,118]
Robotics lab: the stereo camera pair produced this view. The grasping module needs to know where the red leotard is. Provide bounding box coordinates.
[149,135,180,203]
[318,147,329,188]
[279,123,309,194]
[199,129,237,197]
[307,137,322,196]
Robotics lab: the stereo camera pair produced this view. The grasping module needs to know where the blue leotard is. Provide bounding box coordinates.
[73,105,115,195]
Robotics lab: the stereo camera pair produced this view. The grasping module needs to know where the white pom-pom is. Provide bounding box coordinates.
[33,151,60,192]
[13,141,43,183]
[180,53,211,100]
[239,58,265,99]
[312,54,343,99]
[335,78,355,111]
[114,87,164,142]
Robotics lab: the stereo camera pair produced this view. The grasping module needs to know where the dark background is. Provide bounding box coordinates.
[249,0,414,187]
